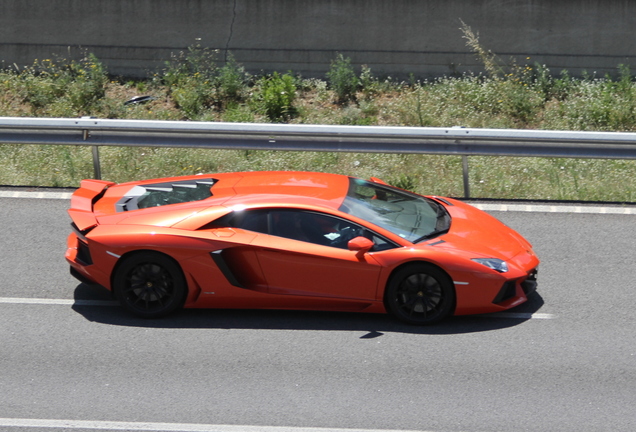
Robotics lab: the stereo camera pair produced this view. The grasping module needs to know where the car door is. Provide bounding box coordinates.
[249,209,384,300]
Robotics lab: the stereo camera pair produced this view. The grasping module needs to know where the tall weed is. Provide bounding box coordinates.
[217,54,249,104]
[327,53,359,104]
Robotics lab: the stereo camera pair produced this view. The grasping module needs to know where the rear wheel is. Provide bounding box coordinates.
[385,263,455,325]
[113,252,187,318]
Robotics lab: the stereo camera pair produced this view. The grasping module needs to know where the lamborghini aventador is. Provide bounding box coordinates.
[66,171,539,324]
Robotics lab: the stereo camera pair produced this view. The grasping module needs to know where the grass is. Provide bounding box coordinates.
[1,39,636,202]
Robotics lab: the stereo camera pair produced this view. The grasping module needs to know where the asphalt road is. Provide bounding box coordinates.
[1,196,635,432]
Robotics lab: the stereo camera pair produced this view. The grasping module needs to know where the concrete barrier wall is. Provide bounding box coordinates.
[1,0,635,78]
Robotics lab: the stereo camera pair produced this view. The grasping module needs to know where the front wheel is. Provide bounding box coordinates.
[385,263,455,325]
[113,252,187,318]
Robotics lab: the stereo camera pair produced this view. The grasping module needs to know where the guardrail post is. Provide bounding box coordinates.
[91,145,102,180]
[462,155,470,198]
[82,128,102,180]
[81,117,102,179]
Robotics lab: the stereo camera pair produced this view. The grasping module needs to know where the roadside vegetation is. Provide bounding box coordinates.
[1,27,636,202]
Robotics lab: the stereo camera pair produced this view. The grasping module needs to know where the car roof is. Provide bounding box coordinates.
[221,171,350,205]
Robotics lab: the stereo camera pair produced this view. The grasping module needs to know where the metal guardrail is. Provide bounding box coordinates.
[2,117,636,197]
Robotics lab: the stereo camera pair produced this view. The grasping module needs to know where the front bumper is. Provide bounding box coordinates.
[452,254,540,316]
[493,267,538,305]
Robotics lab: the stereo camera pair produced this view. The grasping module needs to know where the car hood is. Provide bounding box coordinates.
[433,201,534,260]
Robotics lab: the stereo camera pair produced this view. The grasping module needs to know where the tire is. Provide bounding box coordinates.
[113,252,187,318]
[385,263,455,325]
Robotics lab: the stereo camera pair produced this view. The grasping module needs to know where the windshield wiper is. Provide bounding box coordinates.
[413,227,449,243]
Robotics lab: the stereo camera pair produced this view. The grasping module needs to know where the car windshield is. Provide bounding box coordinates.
[338,178,450,243]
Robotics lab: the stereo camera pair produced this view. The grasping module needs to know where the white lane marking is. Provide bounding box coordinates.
[0,418,430,432]
[0,297,555,319]
[0,297,118,306]
[0,190,73,199]
[482,312,555,319]
[1,190,636,215]
[472,202,636,215]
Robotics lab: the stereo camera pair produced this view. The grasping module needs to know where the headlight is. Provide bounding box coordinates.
[472,258,508,273]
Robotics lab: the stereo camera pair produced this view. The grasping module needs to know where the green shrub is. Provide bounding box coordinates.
[160,46,250,118]
[8,54,108,116]
[162,44,218,89]
[541,72,636,131]
[326,53,359,104]
[160,45,219,119]
[217,54,249,104]
[359,65,379,101]
[64,54,109,114]
[170,76,214,119]
[254,72,297,121]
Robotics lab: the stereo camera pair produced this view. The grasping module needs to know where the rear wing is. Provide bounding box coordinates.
[68,179,115,231]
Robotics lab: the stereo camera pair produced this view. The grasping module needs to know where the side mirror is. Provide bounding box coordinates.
[348,236,374,254]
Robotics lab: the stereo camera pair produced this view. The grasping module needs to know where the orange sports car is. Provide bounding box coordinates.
[66,171,539,324]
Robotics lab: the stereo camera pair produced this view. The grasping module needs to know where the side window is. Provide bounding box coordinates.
[216,209,269,234]
[270,210,336,246]
[215,208,397,251]
[270,210,394,251]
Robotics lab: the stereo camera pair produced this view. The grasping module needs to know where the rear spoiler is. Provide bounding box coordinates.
[68,179,115,231]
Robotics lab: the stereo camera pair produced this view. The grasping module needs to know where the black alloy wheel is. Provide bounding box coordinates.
[385,263,455,325]
[113,252,187,318]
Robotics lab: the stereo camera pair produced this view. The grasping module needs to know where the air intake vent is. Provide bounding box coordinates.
[493,281,517,304]
[76,240,93,265]
[116,178,216,212]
